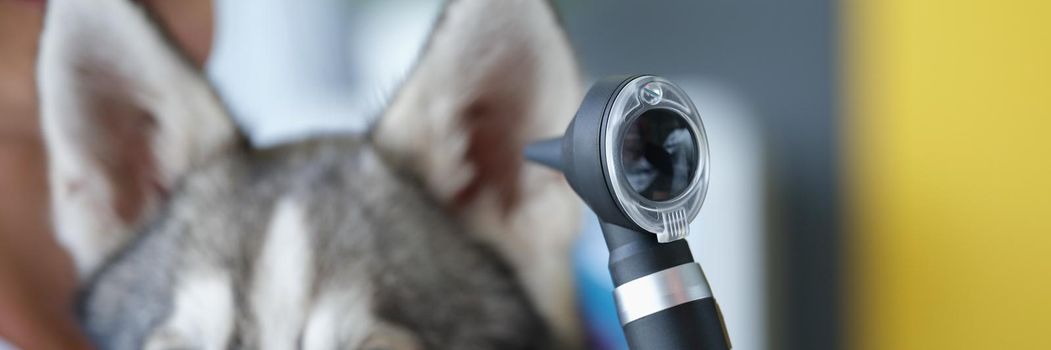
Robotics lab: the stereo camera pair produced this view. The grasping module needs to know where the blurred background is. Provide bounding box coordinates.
[1,0,1049,349]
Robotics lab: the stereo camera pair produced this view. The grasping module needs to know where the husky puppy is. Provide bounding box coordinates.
[37,0,583,348]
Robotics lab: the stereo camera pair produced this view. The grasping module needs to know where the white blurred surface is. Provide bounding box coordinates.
[208,0,439,146]
[684,80,766,350]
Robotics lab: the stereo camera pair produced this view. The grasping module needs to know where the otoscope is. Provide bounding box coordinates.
[526,76,730,350]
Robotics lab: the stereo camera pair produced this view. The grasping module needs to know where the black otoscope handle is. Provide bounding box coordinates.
[623,298,729,350]
[602,222,731,350]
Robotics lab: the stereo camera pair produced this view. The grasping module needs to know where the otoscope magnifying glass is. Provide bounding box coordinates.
[526,75,730,350]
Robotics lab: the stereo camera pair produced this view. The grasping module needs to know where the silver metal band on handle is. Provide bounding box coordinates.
[613,262,713,325]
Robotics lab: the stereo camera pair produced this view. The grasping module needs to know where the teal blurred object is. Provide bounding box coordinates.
[574,210,629,350]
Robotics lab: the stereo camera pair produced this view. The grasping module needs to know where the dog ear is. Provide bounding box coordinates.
[373,0,584,345]
[38,0,241,278]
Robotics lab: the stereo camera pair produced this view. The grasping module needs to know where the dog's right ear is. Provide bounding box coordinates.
[38,0,241,277]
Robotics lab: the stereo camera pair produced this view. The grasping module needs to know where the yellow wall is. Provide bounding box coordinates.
[848,1,1051,349]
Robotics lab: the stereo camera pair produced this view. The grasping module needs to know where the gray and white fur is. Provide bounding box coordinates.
[37,0,584,349]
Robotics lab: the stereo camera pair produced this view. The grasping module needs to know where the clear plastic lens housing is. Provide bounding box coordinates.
[604,76,710,242]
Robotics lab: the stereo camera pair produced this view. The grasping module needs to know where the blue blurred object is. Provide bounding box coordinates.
[574,210,629,350]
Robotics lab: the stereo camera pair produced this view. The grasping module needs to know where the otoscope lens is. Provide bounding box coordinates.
[620,109,698,201]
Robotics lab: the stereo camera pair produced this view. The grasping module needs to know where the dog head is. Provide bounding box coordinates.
[38,0,583,348]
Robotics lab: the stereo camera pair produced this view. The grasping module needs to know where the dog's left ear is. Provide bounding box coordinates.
[373,0,583,345]
[38,0,241,277]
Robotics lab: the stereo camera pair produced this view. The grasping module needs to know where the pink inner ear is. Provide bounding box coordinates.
[453,92,530,214]
[83,83,164,225]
